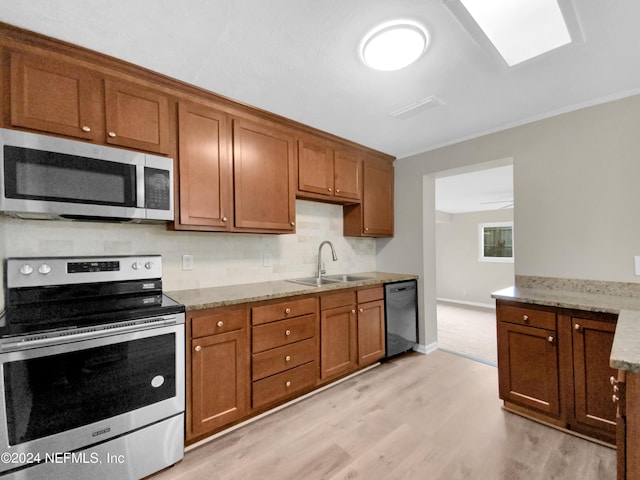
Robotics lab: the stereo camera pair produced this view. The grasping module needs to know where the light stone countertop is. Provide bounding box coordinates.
[166,272,418,312]
[491,282,640,373]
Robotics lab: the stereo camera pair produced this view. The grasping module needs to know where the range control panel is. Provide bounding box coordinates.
[6,255,162,288]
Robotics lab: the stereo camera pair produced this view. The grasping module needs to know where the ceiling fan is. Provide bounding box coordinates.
[480,200,514,209]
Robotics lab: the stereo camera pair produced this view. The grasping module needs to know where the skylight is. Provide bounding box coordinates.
[459,0,572,66]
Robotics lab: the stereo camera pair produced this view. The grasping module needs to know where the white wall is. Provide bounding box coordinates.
[436,209,514,306]
[0,200,376,311]
[377,94,640,350]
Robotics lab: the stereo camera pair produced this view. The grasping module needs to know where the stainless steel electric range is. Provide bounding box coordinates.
[0,255,185,479]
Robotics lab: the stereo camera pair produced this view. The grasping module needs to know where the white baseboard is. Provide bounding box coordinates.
[413,341,438,355]
[437,297,496,309]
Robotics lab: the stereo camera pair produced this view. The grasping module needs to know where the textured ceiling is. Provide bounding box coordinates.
[2,0,640,159]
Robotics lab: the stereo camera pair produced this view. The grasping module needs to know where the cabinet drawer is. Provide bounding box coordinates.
[357,286,383,303]
[252,361,317,408]
[252,314,315,353]
[252,297,317,325]
[192,309,247,338]
[321,290,356,310]
[499,304,556,330]
[252,338,317,381]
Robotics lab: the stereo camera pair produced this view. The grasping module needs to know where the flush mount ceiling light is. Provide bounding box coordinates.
[361,21,429,71]
[445,0,580,67]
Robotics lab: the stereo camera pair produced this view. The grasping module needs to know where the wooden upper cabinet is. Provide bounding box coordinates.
[177,102,232,230]
[297,136,361,203]
[233,119,296,233]
[333,149,361,200]
[10,51,102,141]
[344,155,394,237]
[9,49,171,155]
[104,78,170,154]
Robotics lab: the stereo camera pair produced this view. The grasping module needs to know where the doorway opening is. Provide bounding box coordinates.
[433,159,514,366]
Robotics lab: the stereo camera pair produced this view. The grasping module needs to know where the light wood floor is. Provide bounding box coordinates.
[152,351,615,480]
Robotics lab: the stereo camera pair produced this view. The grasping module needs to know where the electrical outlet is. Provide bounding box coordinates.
[263,252,273,267]
[635,256,640,276]
[182,254,194,271]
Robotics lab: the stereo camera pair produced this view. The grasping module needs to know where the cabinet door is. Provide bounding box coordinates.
[572,317,617,435]
[321,305,357,380]
[297,139,334,195]
[333,149,361,200]
[190,329,249,436]
[362,159,393,236]
[497,322,560,416]
[358,299,385,365]
[233,119,296,232]
[10,51,101,141]
[177,102,232,229]
[104,78,170,154]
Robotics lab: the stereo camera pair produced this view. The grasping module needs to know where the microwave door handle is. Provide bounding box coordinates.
[136,163,145,208]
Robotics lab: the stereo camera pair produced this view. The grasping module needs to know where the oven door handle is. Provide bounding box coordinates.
[1,315,182,353]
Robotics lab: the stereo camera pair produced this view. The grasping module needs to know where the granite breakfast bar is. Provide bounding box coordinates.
[492,276,640,480]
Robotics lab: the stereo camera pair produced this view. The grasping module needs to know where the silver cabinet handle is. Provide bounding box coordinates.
[290,221,295,226]
[285,330,291,336]
[285,381,291,387]
[523,315,529,322]
[285,308,291,314]
[222,216,228,222]
[108,131,117,137]
[285,355,291,362]
[195,345,202,352]
[359,308,364,313]
[610,376,617,386]
[328,188,332,192]
[336,189,340,193]
[574,323,582,331]
[547,336,554,343]
[351,309,356,314]
[82,126,91,132]
[217,321,224,327]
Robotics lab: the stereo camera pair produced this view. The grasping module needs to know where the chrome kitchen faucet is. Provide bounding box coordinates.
[317,241,338,280]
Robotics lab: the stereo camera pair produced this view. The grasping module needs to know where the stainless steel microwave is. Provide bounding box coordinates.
[0,128,174,222]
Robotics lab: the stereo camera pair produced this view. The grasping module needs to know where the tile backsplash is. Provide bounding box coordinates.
[0,200,376,311]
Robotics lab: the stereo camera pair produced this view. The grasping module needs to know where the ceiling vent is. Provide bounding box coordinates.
[391,96,442,118]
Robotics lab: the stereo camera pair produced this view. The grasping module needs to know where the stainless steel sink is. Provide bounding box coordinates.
[287,274,373,287]
[287,277,343,287]
[323,274,373,283]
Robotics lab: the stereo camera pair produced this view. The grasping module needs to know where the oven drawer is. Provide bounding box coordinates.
[191,308,247,338]
[498,304,556,330]
[252,314,315,353]
[252,297,317,325]
[252,338,317,381]
[252,361,317,408]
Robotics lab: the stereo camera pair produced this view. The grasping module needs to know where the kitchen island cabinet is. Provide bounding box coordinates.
[497,299,618,444]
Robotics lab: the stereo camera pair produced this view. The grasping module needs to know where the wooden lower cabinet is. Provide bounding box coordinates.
[187,307,250,441]
[497,320,560,416]
[357,287,385,365]
[497,300,619,445]
[250,297,319,409]
[320,291,358,380]
[570,315,617,441]
[186,287,389,445]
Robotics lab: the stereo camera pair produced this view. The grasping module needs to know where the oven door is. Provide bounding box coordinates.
[0,321,184,474]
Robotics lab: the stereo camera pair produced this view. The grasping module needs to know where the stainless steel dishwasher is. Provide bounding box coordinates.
[384,279,418,358]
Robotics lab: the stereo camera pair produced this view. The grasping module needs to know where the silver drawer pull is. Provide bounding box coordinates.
[285,381,292,387]
[285,330,291,336]
[217,321,224,327]
[285,308,291,314]
[285,355,291,362]
[195,345,202,352]
[108,131,117,137]
[82,126,91,132]
[523,315,529,322]
[547,336,554,343]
